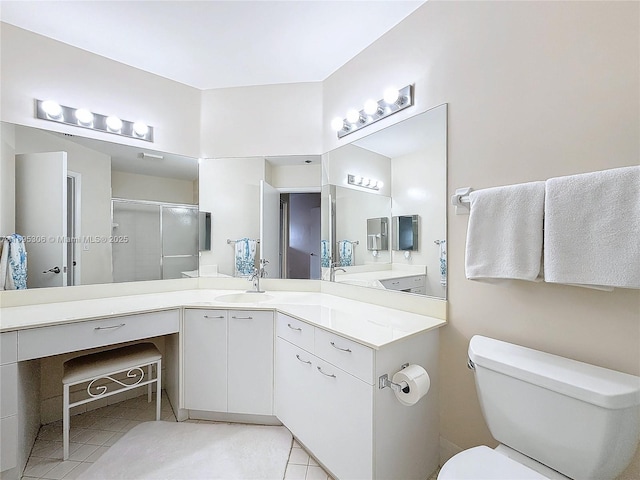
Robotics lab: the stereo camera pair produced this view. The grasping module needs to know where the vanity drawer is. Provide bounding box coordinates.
[1,332,17,365]
[314,328,373,384]
[17,309,180,361]
[276,313,314,353]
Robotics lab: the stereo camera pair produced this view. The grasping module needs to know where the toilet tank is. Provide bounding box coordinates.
[468,335,640,480]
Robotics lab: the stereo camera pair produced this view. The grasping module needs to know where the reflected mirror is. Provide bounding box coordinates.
[321,104,447,299]
[1,122,199,289]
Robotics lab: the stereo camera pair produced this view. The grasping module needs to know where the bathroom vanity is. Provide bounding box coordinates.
[0,288,445,480]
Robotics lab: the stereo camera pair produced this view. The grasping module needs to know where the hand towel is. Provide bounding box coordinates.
[234,238,256,277]
[465,181,545,282]
[544,166,640,290]
[338,240,353,267]
[438,240,447,287]
[320,239,330,268]
[1,234,27,290]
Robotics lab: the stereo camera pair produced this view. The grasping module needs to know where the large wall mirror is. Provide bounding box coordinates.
[1,122,199,289]
[321,104,447,299]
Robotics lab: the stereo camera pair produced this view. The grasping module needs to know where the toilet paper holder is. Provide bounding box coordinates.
[379,363,410,392]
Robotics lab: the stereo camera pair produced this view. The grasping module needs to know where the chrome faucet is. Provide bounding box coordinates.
[329,262,346,282]
[247,259,268,293]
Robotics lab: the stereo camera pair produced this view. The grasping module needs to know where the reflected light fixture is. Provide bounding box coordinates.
[348,174,383,191]
[332,84,414,139]
[35,99,154,142]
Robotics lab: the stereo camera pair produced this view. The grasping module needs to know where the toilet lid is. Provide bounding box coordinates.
[438,446,550,480]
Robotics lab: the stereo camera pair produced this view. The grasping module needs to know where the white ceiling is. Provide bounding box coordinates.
[0,0,424,90]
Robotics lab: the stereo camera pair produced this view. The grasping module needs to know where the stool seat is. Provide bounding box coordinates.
[63,343,161,383]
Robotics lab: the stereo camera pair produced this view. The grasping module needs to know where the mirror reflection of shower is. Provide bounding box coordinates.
[111,199,199,282]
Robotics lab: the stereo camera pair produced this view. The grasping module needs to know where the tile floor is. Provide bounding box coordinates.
[19,391,334,480]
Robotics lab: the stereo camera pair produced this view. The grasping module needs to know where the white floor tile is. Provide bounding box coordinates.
[306,465,329,480]
[41,460,82,480]
[84,445,109,463]
[284,463,307,480]
[288,447,310,465]
[84,430,116,446]
[62,462,92,479]
[67,444,99,462]
[23,457,60,478]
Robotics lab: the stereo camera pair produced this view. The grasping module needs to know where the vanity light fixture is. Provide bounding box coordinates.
[35,99,154,142]
[332,84,413,139]
[348,174,383,191]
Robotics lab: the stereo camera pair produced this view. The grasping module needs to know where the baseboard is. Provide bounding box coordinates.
[440,436,463,466]
[187,410,282,426]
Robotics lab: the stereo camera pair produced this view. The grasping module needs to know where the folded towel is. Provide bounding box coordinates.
[1,234,28,290]
[544,166,640,289]
[338,240,353,267]
[234,238,256,277]
[465,182,545,282]
[320,239,330,268]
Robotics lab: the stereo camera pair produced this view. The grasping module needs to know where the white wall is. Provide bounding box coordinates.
[14,127,113,285]
[199,157,266,276]
[323,143,391,196]
[0,23,201,158]
[200,82,323,158]
[111,171,197,205]
[324,2,639,477]
[269,164,321,190]
[1,123,16,234]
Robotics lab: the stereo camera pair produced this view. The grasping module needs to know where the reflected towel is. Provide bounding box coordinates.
[320,239,330,268]
[438,240,447,287]
[465,182,545,282]
[544,166,640,289]
[0,234,27,290]
[338,240,353,267]
[234,238,256,277]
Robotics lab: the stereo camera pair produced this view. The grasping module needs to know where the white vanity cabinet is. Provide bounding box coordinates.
[1,332,18,473]
[183,308,274,415]
[275,311,440,480]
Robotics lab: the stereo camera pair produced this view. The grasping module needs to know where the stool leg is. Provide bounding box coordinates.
[156,359,162,421]
[63,384,70,460]
[147,364,152,403]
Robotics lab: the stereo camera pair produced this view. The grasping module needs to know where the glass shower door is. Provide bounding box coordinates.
[162,206,199,279]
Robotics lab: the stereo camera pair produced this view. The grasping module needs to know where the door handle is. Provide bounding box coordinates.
[43,267,61,274]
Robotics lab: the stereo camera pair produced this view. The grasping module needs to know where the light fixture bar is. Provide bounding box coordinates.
[35,99,154,142]
[335,84,414,139]
[347,174,381,191]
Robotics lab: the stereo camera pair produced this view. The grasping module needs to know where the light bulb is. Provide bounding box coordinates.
[331,117,345,131]
[354,176,363,185]
[346,109,360,124]
[133,121,149,137]
[106,115,123,132]
[42,100,63,119]
[383,87,400,105]
[376,181,384,189]
[75,108,93,125]
[363,99,379,116]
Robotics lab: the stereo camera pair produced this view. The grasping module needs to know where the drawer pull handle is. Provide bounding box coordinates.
[392,281,400,285]
[94,323,125,331]
[231,316,253,320]
[203,315,225,319]
[317,366,336,378]
[287,323,302,331]
[295,354,311,365]
[330,341,352,353]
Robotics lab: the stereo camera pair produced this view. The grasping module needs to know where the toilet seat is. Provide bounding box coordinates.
[438,446,550,480]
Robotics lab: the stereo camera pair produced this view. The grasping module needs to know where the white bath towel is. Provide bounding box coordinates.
[544,166,640,290]
[465,181,545,282]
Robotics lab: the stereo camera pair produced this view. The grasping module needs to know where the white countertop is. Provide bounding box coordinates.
[0,289,445,349]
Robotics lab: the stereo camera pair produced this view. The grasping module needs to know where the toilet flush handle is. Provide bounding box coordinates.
[467,357,476,370]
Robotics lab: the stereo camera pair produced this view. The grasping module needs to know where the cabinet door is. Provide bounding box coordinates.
[228,310,274,415]
[183,309,227,411]
[312,357,373,480]
[275,338,318,443]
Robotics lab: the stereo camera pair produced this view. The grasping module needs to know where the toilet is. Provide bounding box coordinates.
[439,335,640,480]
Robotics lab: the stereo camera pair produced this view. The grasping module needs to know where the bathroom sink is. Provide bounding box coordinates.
[214,293,273,303]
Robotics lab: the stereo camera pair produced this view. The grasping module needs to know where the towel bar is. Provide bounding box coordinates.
[451,187,472,215]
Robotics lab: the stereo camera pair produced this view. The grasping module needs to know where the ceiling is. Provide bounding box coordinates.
[0,0,425,90]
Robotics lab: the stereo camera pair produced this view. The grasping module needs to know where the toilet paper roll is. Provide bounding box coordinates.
[392,364,430,406]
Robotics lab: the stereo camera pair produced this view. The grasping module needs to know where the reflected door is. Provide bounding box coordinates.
[260,180,280,278]
[15,152,68,288]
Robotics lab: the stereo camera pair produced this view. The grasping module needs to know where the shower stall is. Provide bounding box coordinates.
[111,198,199,282]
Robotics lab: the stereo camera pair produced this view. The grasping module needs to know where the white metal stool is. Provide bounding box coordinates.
[62,342,162,460]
